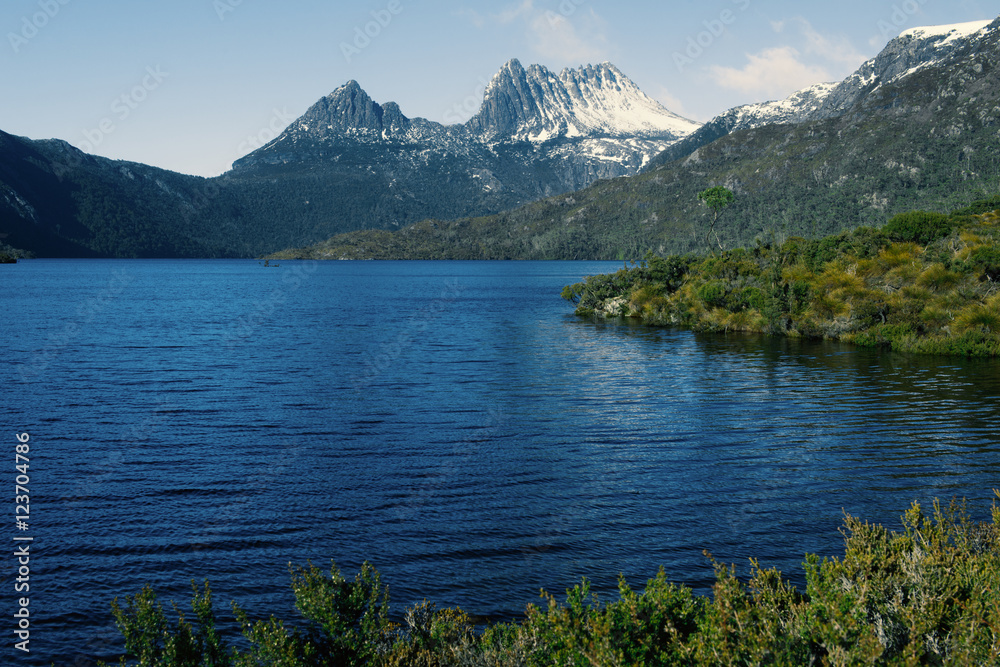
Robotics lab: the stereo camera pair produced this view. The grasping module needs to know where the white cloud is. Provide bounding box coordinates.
[455,8,487,29]
[783,17,867,70]
[494,0,534,25]
[710,47,831,98]
[710,18,868,101]
[480,0,610,64]
[528,8,608,62]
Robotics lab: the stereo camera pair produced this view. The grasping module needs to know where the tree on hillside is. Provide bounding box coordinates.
[698,186,734,253]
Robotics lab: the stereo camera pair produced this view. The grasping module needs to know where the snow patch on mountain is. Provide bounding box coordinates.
[901,20,993,46]
[719,81,838,134]
[469,59,700,143]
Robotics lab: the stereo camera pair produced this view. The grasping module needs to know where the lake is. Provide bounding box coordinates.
[3,259,999,664]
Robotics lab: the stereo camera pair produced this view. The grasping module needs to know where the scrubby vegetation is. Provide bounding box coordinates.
[101,496,1000,666]
[562,199,1000,357]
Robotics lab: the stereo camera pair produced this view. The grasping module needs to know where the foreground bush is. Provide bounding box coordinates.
[101,496,1000,666]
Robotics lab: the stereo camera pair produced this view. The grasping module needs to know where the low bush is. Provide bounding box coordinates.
[101,497,1000,666]
[950,195,1000,217]
[964,245,1000,282]
[883,211,954,245]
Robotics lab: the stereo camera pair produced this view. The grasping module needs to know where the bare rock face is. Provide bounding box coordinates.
[466,59,700,142]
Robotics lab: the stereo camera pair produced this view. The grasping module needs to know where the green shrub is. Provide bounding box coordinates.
[950,195,1000,217]
[697,281,728,309]
[698,248,762,280]
[107,581,232,667]
[964,246,1000,282]
[883,211,954,245]
[646,253,695,293]
[803,227,890,271]
[917,263,962,291]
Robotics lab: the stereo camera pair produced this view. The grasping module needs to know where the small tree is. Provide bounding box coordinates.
[697,186,734,253]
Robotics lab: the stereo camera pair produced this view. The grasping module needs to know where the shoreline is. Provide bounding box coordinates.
[563,203,1000,358]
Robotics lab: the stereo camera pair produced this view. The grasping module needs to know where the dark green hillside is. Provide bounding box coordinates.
[0,132,452,258]
[274,26,1000,261]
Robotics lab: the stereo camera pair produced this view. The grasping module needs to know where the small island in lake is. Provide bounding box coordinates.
[563,197,1000,358]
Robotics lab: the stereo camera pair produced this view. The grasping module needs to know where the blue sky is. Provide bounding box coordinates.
[2,0,995,177]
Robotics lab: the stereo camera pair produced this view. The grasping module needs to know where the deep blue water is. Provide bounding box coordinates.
[2,259,1000,664]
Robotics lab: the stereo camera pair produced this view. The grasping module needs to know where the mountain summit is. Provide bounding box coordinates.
[295,80,411,136]
[242,58,698,157]
[467,59,699,142]
[232,59,700,211]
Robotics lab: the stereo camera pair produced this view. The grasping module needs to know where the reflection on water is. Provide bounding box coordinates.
[3,260,999,664]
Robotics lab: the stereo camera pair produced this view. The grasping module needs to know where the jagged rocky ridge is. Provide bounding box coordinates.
[234,59,699,189]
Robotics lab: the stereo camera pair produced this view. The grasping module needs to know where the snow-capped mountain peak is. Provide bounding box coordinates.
[900,19,993,46]
[236,59,699,198]
[468,59,700,143]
